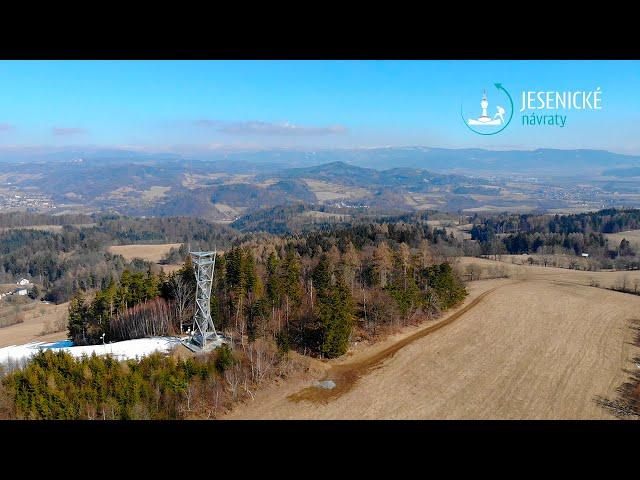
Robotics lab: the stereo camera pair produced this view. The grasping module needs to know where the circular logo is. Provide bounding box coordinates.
[461,83,513,135]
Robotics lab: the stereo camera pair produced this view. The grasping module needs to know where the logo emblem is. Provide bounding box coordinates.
[461,83,513,135]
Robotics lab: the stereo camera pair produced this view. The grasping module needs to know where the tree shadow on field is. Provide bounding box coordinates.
[594,321,640,419]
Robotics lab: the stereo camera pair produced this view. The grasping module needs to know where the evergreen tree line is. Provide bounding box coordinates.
[210,237,466,359]
[67,267,183,345]
[0,346,243,420]
[67,228,467,361]
[470,208,640,236]
[470,209,640,264]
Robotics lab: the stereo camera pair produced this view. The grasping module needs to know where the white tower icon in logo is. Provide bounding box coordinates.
[468,90,504,126]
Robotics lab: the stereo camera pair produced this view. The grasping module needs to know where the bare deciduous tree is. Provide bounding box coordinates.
[465,263,482,281]
[169,274,192,334]
[109,297,176,341]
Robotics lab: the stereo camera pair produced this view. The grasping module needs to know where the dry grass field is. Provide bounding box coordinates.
[107,243,184,274]
[605,229,640,250]
[499,253,594,270]
[107,243,181,263]
[0,301,68,348]
[457,256,640,290]
[226,259,640,419]
[140,186,171,202]
[303,179,369,202]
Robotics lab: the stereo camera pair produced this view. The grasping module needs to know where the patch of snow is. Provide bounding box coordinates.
[314,380,336,390]
[0,336,183,366]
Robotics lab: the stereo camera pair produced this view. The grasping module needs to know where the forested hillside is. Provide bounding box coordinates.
[0,215,469,419]
[470,209,640,268]
[0,213,239,303]
[65,217,469,354]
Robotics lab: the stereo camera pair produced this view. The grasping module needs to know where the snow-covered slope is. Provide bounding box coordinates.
[0,337,183,366]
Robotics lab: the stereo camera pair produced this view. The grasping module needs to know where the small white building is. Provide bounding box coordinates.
[17,278,30,286]
[581,253,589,258]
[15,289,28,296]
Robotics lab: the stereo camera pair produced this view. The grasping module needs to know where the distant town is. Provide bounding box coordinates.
[0,186,54,212]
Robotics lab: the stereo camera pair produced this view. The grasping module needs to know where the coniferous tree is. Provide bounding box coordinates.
[241,250,258,296]
[68,292,88,344]
[318,272,353,358]
[144,267,160,300]
[312,254,332,295]
[27,284,40,300]
[266,252,283,309]
[281,249,302,324]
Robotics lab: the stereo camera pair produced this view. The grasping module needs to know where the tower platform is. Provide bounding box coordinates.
[182,333,229,354]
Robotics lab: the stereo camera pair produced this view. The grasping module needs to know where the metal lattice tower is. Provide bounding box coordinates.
[190,250,218,348]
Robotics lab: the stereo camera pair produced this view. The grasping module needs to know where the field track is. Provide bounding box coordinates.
[288,283,509,404]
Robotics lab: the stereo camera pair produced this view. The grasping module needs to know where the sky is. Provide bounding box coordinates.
[0,60,638,155]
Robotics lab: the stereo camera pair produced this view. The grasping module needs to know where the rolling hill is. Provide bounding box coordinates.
[3,147,640,220]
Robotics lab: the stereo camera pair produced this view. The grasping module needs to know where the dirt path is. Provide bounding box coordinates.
[227,270,640,419]
[288,282,512,404]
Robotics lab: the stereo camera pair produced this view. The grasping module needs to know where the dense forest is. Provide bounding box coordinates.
[231,203,380,234]
[0,346,246,419]
[0,210,467,305]
[230,204,460,236]
[471,209,640,237]
[470,209,640,268]
[3,208,639,308]
[66,218,468,359]
[0,213,239,303]
[0,215,468,419]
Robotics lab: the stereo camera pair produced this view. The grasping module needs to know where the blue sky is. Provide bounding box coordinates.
[0,60,638,154]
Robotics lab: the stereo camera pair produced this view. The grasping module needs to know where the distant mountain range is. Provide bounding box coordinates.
[256,147,640,175]
[2,147,640,219]
[2,146,639,176]
[359,147,640,175]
